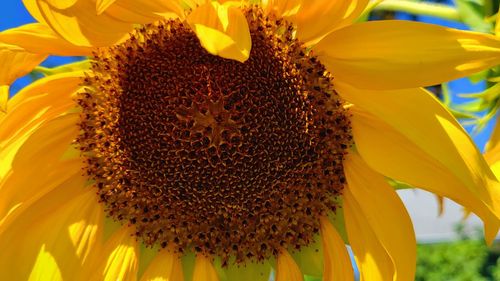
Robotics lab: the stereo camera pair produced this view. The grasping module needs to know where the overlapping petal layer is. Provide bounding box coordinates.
[103,0,183,23]
[187,1,251,62]
[192,255,219,281]
[0,43,47,111]
[316,21,500,90]
[0,181,102,281]
[140,249,184,281]
[91,226,139,281]
[0,72,82,180]
[23,0,134,47]
[344,152,416,281]
[0,23,92,56]
[320,217,354,281]
[262,0,368,44]
[96,0,117,15]
[338,84,500,243]
[486,118,500,176]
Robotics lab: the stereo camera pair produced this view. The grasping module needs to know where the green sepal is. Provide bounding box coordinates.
[387,178,417,190]
[33,59,90,76]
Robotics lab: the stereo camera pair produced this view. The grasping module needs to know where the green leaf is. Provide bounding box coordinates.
[449,109,479,120]
[456,0,493,32]
[454,99,489,112]
[468,69,489,83]
[304,276,321,281]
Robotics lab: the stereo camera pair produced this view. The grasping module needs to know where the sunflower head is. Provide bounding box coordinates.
[78,7,352,266]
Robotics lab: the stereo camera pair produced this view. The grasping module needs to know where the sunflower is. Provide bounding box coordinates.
[2,0,500,280]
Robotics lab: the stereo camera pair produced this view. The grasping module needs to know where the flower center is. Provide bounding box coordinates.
[78,8,352,265]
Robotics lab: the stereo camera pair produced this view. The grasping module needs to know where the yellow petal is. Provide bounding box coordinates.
[344,189,392,280]
[23,0,48,24]
[0,43,46,84]
[192,255,219,281]
[320,217,354,281]
[0,114,80,234]
[33,0,134,47]
[0,43,46,111]
[338,83,500,244]
[275,249,303,281]
[344,152,416,281]
[0,23,92,56]
[28,244,63,281]
[96,0,117,15]
[315,20,500,90]
[0,71,82,141]
[104,0,184,24]
[187,1,251,62]
[486,116,500,152]
[261,0,302,18]
[0,186,103,281]
[485,143,500,190]
[0,73,82,179]
[486,142,500,176]
[140,248,184,281]
[0,159,84,236]
[485,113,500,170]
[0,85,8,113]
[93,226,139,281]
[47,0,78,9]
[182,0,207,9]
[1,111,79,183]
[263,0,368,45]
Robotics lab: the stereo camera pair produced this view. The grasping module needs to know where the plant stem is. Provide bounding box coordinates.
[373,0,461,22]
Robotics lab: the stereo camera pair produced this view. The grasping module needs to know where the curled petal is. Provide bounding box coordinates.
[187,1,251,62]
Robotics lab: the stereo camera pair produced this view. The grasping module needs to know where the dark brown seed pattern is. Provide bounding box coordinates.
[77,8,352,265]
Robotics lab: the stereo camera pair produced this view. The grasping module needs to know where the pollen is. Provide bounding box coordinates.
[77,8,352,265]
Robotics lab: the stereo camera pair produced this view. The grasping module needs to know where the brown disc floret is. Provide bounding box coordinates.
[77,8,352,265]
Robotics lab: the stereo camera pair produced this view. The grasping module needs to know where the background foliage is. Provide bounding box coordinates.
[415,224,500,281]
